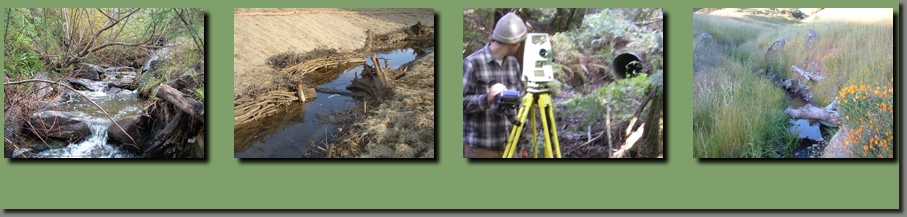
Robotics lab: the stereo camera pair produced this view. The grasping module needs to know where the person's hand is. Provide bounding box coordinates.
[487,83,506,104]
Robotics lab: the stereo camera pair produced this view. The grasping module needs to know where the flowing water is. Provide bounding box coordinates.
[31,74,146,158]
[234,48,420,158]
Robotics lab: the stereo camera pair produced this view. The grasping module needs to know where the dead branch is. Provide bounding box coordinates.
[4,79,137,147]
[70,9,139,63]
[154,84,204,122]
[612,123,645,158]
[625,88,655,138]
[791,65,824,82]
[173,8,204,55]
[786,103,841,127]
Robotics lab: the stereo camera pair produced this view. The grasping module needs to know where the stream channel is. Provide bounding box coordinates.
[234,48,420,158]
[786,94,830,158]
[29,71,146,158]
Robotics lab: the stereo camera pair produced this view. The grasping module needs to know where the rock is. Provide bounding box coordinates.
[65,77,102,91]
[27,111,91,143]
[3,145,12,158]
[766,36,788,58]
[31,72,53,98]
[806,29,819,50]
[10,148,32,158]
[108,71,139,90]
[107,115,153,154]
[74,63,103,81]
[695,32,715,43]
[105,87,135,96]
[27,140,67,153]
[166,61,205,93]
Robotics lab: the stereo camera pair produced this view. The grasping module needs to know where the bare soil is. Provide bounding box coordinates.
[234,8,434,97]
[233,8,435,158]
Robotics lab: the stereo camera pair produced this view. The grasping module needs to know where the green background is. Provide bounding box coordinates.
[0,0,899,209]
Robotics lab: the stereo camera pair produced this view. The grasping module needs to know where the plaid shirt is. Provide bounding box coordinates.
[463,44,524,149]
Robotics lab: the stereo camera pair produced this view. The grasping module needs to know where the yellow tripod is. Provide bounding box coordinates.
[502,92,561,158]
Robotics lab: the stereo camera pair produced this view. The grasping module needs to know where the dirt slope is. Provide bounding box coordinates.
[233,8,434,96]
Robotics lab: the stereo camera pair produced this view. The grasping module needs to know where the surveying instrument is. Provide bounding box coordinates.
[500,33,561,158]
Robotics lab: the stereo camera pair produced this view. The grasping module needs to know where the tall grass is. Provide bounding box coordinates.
[693,54,790,157]
[692,22,793,157]
[693,10,892,158]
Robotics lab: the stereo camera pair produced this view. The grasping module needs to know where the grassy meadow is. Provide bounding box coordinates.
[692,8,893,158]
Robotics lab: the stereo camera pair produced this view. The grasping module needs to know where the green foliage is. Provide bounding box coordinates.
[561,74,651,131]
[462,8,493,57]
[693,50,788,158]
[195,88,205,102]
[566,10,635,56]
[837,84,893,158]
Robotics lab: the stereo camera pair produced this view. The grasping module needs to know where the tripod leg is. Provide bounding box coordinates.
[541,93,563,158]
[530,103,538,158]
[538,93,561,158]
[502,94,534,158]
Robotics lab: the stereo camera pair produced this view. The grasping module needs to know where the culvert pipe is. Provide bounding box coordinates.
[611,53,644,79]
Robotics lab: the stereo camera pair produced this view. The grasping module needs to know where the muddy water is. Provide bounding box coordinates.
[234,48,418,158]
[34,79,145,158]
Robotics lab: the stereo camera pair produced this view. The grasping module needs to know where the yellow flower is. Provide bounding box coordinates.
[864,145,869,151]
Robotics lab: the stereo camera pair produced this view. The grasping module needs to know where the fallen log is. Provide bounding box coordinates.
[297,85,317,102]
[142,109,184,158]
[785,103,840,127]
[791,65,824,82]
[154,84,204,122]
[611,123,645,158]
[313,87,354,97]
[782,79,814,103]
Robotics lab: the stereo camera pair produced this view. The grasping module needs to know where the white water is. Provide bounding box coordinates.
[35,118,136,158]
[30,77,144,158]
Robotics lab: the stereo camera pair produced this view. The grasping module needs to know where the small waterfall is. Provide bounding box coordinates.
[35,119,137,158]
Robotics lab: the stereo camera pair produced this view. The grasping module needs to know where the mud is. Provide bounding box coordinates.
[233,9,434,158]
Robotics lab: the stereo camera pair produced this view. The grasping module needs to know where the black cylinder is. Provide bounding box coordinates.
[611,53,643,79]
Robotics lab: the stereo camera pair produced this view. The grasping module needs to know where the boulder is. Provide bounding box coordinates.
[107,115,153,154]
[74,63,104,81]
[65,77,102,92]
[766,35,788,58]
[31,72,53,98]
[105,87,135,96]
[806,29,819,50]
[108,71,139,90]
[27,140,67,153]
[166,61,205,92]
[26,111,91,143]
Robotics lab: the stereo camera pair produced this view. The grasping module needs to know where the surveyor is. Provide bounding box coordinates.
[463,12,528,158]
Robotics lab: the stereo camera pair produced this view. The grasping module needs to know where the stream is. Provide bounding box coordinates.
[30,72,147,158]
[234,48,422,158]
[786,94,829,158]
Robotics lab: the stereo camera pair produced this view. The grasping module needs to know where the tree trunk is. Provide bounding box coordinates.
[785,104,841,127]
[638,88,663,158]
[154,84,203,122]
[142,109,184,158]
